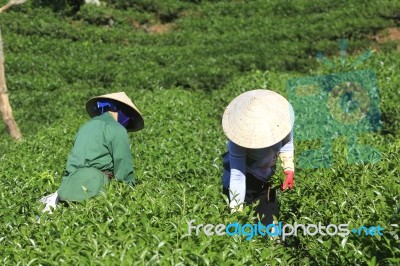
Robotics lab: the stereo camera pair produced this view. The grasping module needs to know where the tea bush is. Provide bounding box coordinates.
[0,0,399,264]
[1,0,400,90]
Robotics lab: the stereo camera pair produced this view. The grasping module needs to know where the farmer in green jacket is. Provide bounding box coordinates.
[40,92,144,212]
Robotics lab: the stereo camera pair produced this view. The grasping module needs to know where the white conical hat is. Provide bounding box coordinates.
[86,92,144,132]
[222,89,294,149]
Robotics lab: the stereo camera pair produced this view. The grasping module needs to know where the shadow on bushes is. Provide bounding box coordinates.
[31,0,84,14]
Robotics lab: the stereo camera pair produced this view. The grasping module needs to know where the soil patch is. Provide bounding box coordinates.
[131,20,175,34]
[371,27,400,51]
[147,23,174,34]
[374,27,400,42]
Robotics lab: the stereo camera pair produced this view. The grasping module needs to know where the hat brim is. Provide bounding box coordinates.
[86,97,144,132]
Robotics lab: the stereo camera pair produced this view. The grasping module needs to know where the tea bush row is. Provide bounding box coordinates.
[1,0,399,91]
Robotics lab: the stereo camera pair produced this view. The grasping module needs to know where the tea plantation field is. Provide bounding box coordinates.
[0,0,399,265]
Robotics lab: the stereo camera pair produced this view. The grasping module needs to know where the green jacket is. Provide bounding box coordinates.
[64,112,134,184]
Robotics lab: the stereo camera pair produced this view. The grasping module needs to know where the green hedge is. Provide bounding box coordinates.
[1,0,399,91]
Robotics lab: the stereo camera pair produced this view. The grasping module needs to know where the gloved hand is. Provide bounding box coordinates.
[229,197,243,213]
[281,170,295,190]
[39,191,59,213]
[230,203,243,214]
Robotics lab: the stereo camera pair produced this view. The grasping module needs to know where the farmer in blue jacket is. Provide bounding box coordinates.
[221,89,295,225]
[40,92,144,212]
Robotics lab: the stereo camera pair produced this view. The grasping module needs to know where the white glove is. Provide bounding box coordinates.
[39,191,59,213]
[229,200,243,213]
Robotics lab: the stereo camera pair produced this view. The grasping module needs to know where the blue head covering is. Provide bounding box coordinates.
[96,101,131,127]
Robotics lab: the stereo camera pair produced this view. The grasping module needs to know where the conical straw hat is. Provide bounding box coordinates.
[222,89,294,149]
[86,92,144,132]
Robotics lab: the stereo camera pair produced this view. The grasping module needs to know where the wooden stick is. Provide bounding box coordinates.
[0,0,25,140]
[0,0,28,14]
